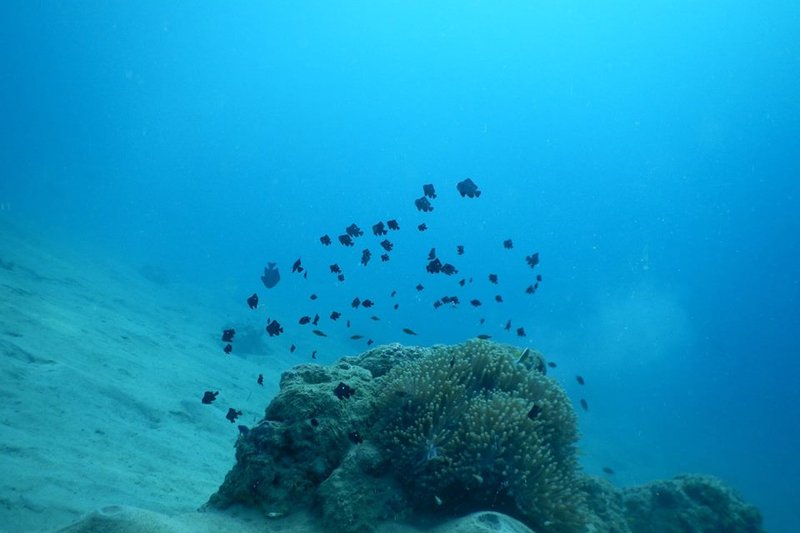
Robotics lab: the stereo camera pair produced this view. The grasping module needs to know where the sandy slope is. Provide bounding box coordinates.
[0,220,287,533]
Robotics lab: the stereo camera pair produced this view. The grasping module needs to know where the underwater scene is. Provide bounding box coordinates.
[1,2,798,532]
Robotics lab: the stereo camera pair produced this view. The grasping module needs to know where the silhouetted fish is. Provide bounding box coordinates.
[602,467,615,475]
[310,294,318,300]
[477,334,491,340]
[351,297,361,308]
[427,247,436,260]
[576,375,585,385]
[416,283,424,291]
[320,234,332,246]
[330,311,342,320]
[390,290,397,297]
[488,274,498,284]
[470,299,482,307]
[380,239,393,252]
[504,319,512,331]
[442,295,452,304]
[527,404,541,420]
[415,196,434,212]
[503,239,513,249]
[426,258,442,273]
[370,315,380,321]
[393,303,399,310]
[265,319,283,337]
[361,249,371,266]
[310,418,319,427]
[456,178,481,198]
[547,361,557,368]
[222,328,235,343]
[330,263,342,274]
[580,399,589,411]
[311,350,317,359]
[441,263,458,275]
[402,328,417,335]
[381,253,390,262]
[526,253,540,268]
[257,374,263,386]
[456,245,464,255]
[459,278,466,287]
[525,284,536,295]
[387,219,400,230]
[226,408,243,423]
[261,263,280,288]
[350,334,364,340]
[334,382,356,400]
[292,258,303,273]
[516,327,526,337]
[346,223,364,238]
[417,223,428,232]
[337,274,345,282]
[246,294,258,309]
[346,320,351,327]
[338,234,354,246]
[495,295,503,303]
[433,300,442,309]
[312,313,320,326]
[290,344,296,353]
[537,274,542,282]
[299,316,311,325]
[367,339,374,346]
[362,299,374,308]
[224,343,232,354]
[312,329,327,337]
[423,183,437,198]
[372,221,387,236]
[202,391,218,404]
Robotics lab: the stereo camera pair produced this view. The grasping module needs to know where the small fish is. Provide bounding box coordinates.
[516,347,531,366]
[434,495,443,506]
[426,258,442,273]
[576,375,585,385]
[222,328,236,343]
[503,239,513,249]
[201,391,218,404]
[361,249,372,266]
[370,315,380,321]
[526,252,540,268]
[334,382,356,400]
[223,343,232,354]
[311,350,317,359]
[329,263,342,274]
[450,295,460,305]
[310,418,319,427]
[427,248,436,260]
[527,404,542,420]
[456,178,481,198]
[456,245,464,255]
[387,219,400,231]
[261,262,280,288]
[488,273,498,284]
[350,334,364,340]
[346,223,364,238]
[547,361,557,368]
[390,290,397,297]
[290,344,296,353]
[402,328,417,335]
[525,284,536,295]
[414,196,434,212]
[441,263,457,275]
[337,273,345,282]
[312,313,320,326]
[226,408,243,423]
[352,297,361,308]
[495,295,503,303]
[338,234,354,246]
[470,299,482,307]
[472,474,484,484]
[298,316,311,325]
[330,311,342,320]
[416,283,424,291]
[246,293,258,309]
[309,293,318,300]
[432,300,442,309]
[580,399,589,411]
[458,278,466,287]
[602,467,615,475]
[476,334,491,340]
[291,258,303,273]
[393,303,399,310]
[346,320,351,328]
[372,221,387,236]
[320,234,332,246]
[380,239,393,252]
[537,274,542,282]
[257,374,263,386]
[312,329,327,337]
[417,223,428,232]
[265,319,283,337]
[516,327,526,337]
[504,319,512,331]
[348,431,363,444]
[238,425,249,435]
[362,299,374,308]
[441,296,452,304]
[380,253,390,262]
[479,317,485,324]
[367,339,374,346]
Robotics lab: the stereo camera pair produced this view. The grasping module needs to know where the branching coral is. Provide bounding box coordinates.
[369,340,585,532]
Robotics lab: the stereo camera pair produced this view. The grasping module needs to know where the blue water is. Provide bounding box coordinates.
[1,2,798,531]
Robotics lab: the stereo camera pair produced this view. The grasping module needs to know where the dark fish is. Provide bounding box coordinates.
[393,303,399,310]
[299,316,311,325]
[380,239,393,252]
[527,404,542,420]
[416,283,424,291]
[310,293,318,300]
[334,382,356,400]
[525,284,536,295]
[536,274,542,282]
[576,375,585,385]
[459,278,466,287]
[477,334,491,340]
[312,313,320,326]
[433,300,442,309]
[495,295,503,303]
[504,319,512,331]
[423,183,437,198]
[201,391,218,404]
[290,344,296,353]
[516,327,526,337]
[450,295,460,305]
[488,273,498,284]
[415,196,434,212]
[261,262,280,289]
[441,263,458,275]
[330,263,342,274]
[238,425,249,435]
[456,245,464,255]
[348,431,363,444]
[602,467,615,475]
[547,361,557,368]
[303,271,308,279]
[442,295,452,304]
[456,178,481,198]
[337,273,345,282]
[226,408,243,423]
[352,297,361,308]
[381,253,390,262]
[387,219,400,230]
[362,299,374,308]
[320,234,332,246]
[370,315,380,321]
[426,258,442,273]
[367,339,374,346]
[292,258,303,273]
[360,249,372,266]
[402,328,417,335]
[311,350,317,359]
[427,248,436,260]
[372,221,387,236]
[246,293,258,309]
[330,311,342,320]
[470,299,482,307]
[526,253,540,269]
[312,329,327,337]
[338,234,354,246]
[223,343,232,354]
[346,223,363,238]
[350,334,364,340]
[257,374,263,386]
[417,223,428,232]
[346,320,351,327]
[580,399,589,411]
[265,319,283,337]
[222,328,235,343]
[390,290,397,297]
[503,239,513,249]
[310,418,319,427]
